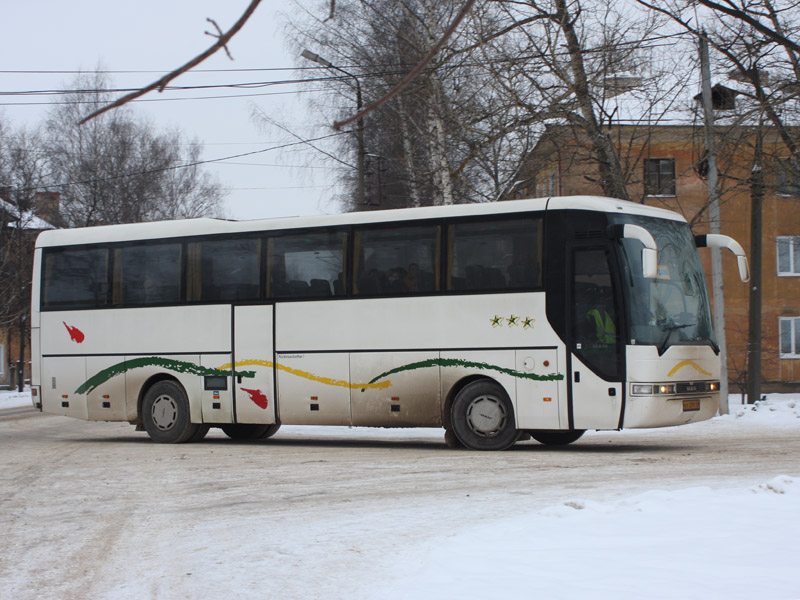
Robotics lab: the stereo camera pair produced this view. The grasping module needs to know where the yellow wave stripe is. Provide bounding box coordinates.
[667,360,712,378]
[215,359,392,390]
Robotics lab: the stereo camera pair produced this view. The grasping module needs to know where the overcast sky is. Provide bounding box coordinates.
[3,0,345,220]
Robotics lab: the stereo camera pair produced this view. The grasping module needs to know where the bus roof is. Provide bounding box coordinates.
[35,195,685,248]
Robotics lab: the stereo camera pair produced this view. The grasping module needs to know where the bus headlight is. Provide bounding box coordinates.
[632,384,653,395]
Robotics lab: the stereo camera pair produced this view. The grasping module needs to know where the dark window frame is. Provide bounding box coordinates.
[644,158,676,197]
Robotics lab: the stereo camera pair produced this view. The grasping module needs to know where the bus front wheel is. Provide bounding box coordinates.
[142,380,200,444]
[450,380,518,451]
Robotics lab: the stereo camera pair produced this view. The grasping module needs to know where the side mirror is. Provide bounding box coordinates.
[694,234,750,282]
[609,224,658,278]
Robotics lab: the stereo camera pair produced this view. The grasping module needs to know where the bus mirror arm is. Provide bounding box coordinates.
[608,224,658,279]
[694,234,750,283]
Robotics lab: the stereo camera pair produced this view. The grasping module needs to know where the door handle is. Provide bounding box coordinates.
[574,371,580,383]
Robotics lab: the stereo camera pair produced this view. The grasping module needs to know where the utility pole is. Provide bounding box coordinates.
[747,127,764,404]
[301,50,366,211]
[699,34,730,414]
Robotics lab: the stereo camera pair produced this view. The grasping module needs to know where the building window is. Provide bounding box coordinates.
[777,236,800,276]
[779,317,800,358]
[535,172,557,197]
[644,158,675,196]
[777,161,800,196]
[644,158,676,196]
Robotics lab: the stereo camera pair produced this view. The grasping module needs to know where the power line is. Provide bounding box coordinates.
[0,88,328,107]
[14,132,348,193]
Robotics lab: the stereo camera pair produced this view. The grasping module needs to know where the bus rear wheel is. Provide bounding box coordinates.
[142,381,200,444]
[450,380,518,451]
[529,430,585,446]
[220,423,281,440]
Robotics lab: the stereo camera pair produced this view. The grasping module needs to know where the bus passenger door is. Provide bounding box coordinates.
[568,246,624,430]
[233,305,277,425]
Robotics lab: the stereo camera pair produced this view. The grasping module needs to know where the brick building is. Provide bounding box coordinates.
[510,117,800,389]
[1,192,60,389]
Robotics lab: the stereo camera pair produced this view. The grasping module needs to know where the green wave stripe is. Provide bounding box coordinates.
[75,357,255,395]
[367,357,564,387]
[76,355,563,396]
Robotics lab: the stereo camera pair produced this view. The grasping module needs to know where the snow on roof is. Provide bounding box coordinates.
[0,198,57,230]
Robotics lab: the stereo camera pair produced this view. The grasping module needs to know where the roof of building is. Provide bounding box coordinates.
[1,198,57,230]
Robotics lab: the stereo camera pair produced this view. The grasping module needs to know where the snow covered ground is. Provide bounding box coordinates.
[0,389,33,410]
[2,390,799,599]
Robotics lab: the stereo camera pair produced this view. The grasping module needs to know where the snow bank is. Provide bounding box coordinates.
[720,394,800,427]
[373,475,800,600]
[0,389,32,410]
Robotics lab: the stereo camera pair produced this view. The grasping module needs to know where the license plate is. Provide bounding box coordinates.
[683,399,701,412]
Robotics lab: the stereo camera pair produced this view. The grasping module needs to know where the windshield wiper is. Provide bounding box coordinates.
[657,320,696,355]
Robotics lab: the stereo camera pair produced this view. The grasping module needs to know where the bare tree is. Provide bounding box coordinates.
[287,0,543,209]
[44,72,225,226]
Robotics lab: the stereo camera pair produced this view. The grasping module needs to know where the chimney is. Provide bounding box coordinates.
[33,192,62,227]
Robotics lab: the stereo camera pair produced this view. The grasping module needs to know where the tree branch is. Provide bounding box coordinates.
[695,0,800,54]
[79,0,262,125]
[332,0,479,131]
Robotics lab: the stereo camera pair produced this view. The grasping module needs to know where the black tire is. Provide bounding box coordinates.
[529,430,586,446]
[220,423,280,440]
[450,380,518,451]
[189,425,210,442]
[444,428,465,449]
[142,380,200,444]
[257,423,281,439]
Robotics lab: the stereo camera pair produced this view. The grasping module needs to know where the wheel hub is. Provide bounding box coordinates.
[151,395,178,431]
[465,395,506,437]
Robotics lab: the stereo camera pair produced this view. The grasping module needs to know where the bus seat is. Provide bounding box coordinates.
[288,280,310,296]
[310,279,332,297]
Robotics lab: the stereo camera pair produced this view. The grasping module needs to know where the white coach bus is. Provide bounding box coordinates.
[30,196,749,450]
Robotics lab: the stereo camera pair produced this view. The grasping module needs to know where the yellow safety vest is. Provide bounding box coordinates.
[586,309,616,344]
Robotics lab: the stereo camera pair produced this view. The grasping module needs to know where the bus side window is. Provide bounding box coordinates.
[114,243,182,306]
[352,224,440,296]
[188,238,261,302]
[447,217,542,292]
[42,247,110,309]
[268,230,347,300]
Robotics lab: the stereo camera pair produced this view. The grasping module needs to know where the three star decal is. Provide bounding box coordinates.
[491,314,536,329]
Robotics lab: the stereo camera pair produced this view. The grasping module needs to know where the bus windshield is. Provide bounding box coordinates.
[615,216,716,352]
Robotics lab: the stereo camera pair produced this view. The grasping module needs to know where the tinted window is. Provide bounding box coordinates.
[354,224,440,295]
[447,217,542,292]
[572,247,619,379]
[42,247,109,308]
[188,238,261,302]
[268,230,346,299]
[113,243,182,305]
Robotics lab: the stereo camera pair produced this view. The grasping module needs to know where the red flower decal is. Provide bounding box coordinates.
[241,388,268,409]
[63,322,85,343]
